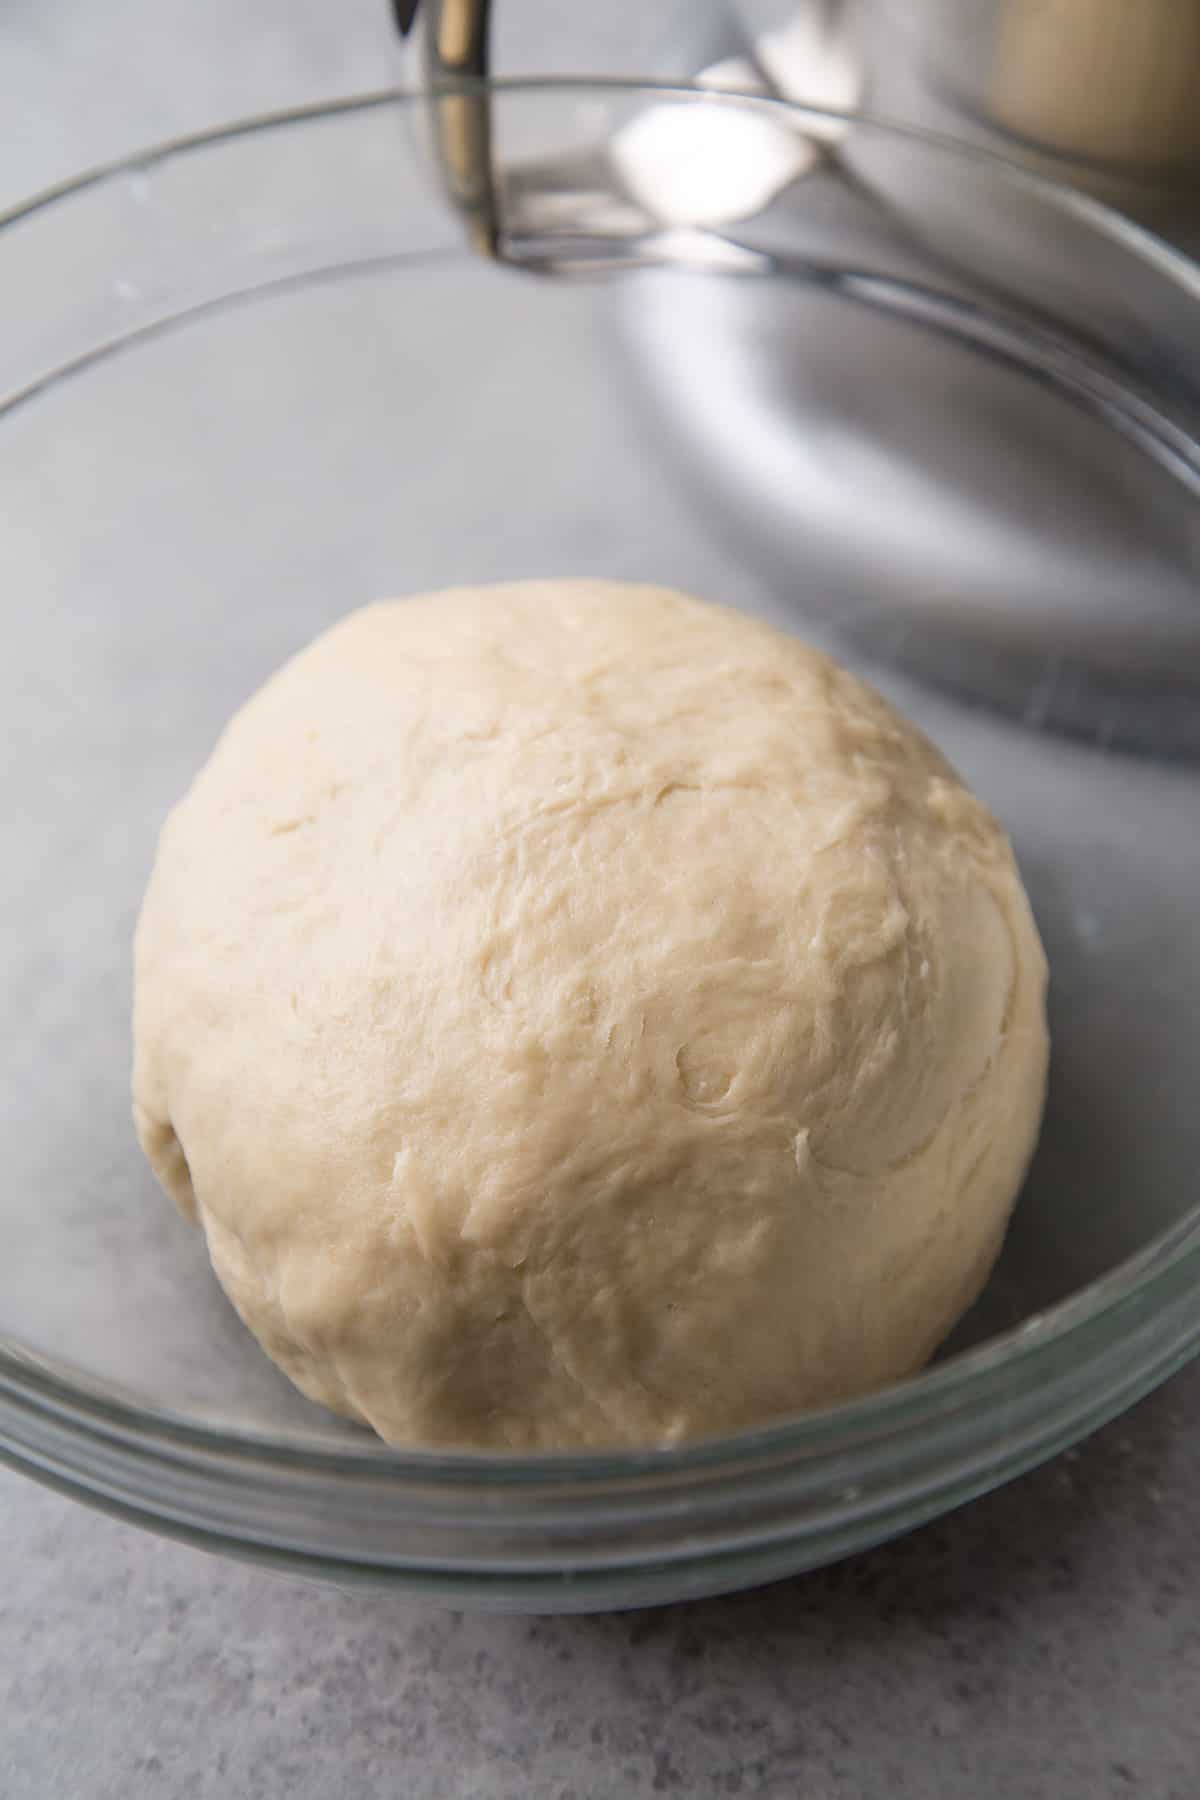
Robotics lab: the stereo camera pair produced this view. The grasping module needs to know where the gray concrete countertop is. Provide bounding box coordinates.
[4,6,1200,1796]
[6,1373,1200,1799]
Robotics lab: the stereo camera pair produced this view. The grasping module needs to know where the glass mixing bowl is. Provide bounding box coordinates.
[2,82,1199,1611]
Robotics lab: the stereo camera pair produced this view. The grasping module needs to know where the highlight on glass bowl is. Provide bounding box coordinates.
[2,80,1198,1611]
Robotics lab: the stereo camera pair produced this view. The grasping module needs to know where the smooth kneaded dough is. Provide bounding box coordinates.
[133,582,1049,1450]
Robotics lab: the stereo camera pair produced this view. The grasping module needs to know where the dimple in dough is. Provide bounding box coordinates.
[132,582,1049,1451]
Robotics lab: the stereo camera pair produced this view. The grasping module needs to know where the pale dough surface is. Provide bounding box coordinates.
[133,582,1049,1450]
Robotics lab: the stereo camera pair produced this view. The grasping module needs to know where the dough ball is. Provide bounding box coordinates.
[132,582,1048,1450]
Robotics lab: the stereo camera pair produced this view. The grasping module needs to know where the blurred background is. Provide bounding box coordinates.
[5,0,396,207]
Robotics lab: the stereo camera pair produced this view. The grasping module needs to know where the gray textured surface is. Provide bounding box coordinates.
[4,4,1200,1796]
[6,1372,1200,1800]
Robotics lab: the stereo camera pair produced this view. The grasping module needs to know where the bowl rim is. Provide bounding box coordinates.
[4,71,1200,288]
[2,78,1199,1499]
